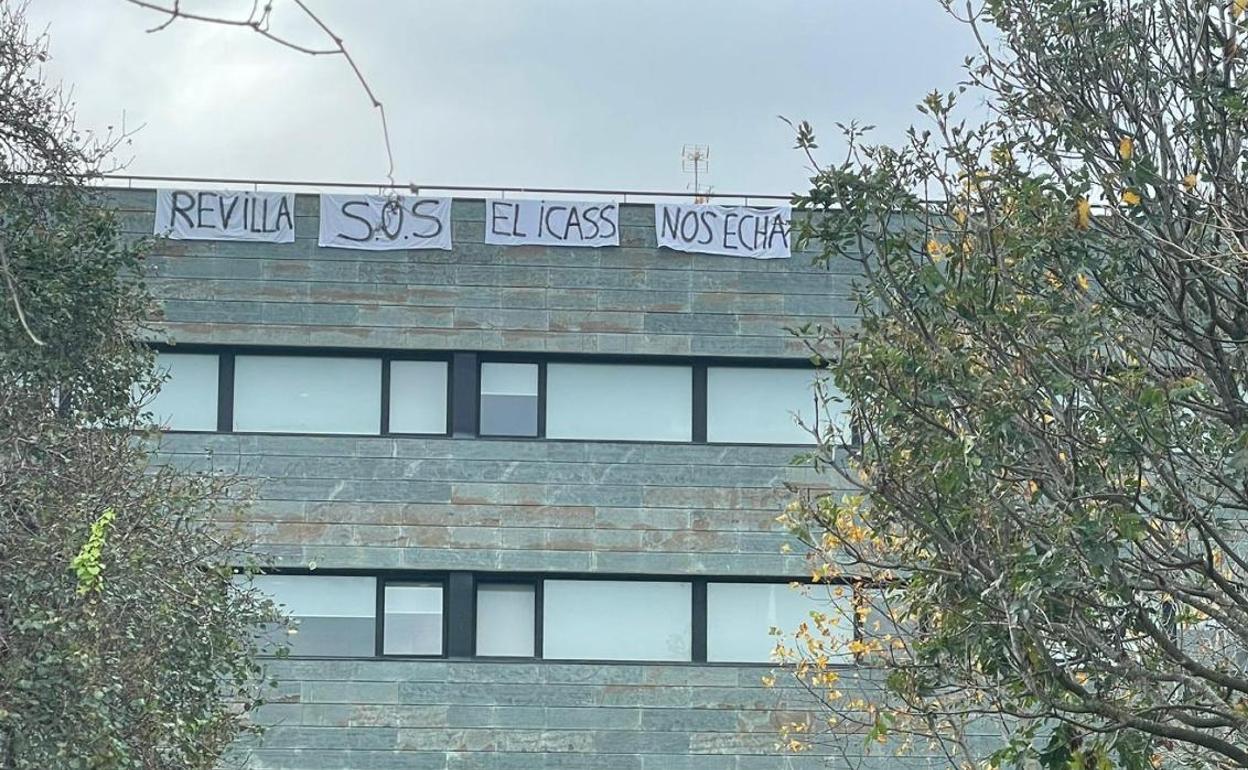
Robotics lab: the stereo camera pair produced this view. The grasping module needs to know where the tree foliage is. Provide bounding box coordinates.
[0,3,278,768]
[784,1,1248,768]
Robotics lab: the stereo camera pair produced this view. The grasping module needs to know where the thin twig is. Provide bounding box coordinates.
[0,240,44,346]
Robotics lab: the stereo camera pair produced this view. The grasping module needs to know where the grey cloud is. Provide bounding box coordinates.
[27,0,978,193]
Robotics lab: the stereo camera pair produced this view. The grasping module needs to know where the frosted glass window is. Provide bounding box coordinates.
[475,583,536,657]
[546,364,691,441]
[707,582,854,663]
[233,355,381,434]
[139,352,218,431]
[860,588,912,643]
[249,575,376,657]
[389,360,448,434]
[707,367,844,444]
[480,363,539,436]
[543,580,691,661]
[383,583,443,655]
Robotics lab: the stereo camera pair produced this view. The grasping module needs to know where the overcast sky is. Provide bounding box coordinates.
[27,1,978,195]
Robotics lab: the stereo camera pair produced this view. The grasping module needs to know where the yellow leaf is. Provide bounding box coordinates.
[1235,0,1247,19]
[1075,197,1092,229]
[925,239,945,263]
[1118,136,1134,161]
[1183,173,1198,190]
[1027,480,1040,496]
[1122,189,1142,206]
[1075,273,1090,292]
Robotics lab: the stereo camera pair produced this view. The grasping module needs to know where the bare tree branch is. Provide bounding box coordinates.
[123,0,396,183]
[0,241,41,346]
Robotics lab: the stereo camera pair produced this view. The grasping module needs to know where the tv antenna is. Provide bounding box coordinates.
[682,144,711,202]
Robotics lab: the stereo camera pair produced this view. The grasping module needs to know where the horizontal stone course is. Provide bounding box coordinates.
[157,433,833,575]
[230,660,891,769]
[147,320,834,357]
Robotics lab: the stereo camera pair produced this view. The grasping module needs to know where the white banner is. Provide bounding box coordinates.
[154,189,295,243]
[655,204,791,259]
[318,195,452,251]
[484,199,619,247]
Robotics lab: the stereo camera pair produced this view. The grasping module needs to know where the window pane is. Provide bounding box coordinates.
[250,575,376,657]
[389,360,448,434]
[234,355,381,434]
[707,367,843,444]
[139,352,218,431]
[859,588,912,648]
[476,583,536,657]
[706,582,854,663]
[383,583,443,655]
[543,580,691,661]
[546,364,691,441]
[480,363,539,437]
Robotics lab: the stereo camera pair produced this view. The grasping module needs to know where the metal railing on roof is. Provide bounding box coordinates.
[85,173,793,205]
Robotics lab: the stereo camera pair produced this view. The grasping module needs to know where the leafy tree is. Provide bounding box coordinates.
[782,1,1248,768]
[0,4,278,768]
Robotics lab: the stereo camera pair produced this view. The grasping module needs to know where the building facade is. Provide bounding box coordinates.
[120,187,864,770]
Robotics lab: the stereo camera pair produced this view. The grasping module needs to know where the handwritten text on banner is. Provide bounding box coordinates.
[318,195,452,251]
[484,199,619,248]
[655,204,790,259]
[154,189,295,243]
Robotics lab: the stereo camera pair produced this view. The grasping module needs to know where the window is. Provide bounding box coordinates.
[475,583,536,657]
[546,363,692,441]
[138,352,218,431]
[542,580,691,661]
[249,575,376,657]
[479,363,539,437]
[706,582,854,663]
[233,355,381,434]
[707,366,843,444]
[389,360,448,434]
[859,587,911,645]
[141,346,852,444]
[383,582,444,655]
[234,570,869,664]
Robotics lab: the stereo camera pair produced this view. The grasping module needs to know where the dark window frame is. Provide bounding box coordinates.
[147,343,826,447]
[216,351,235,433]
[703,577,861,665]
[130,349,228,434]
[378,574,450,659]
[245,571,381,659]
[538,575,698,663]
[543,359,699,444]
[229,348,388,437]
[703,363,842,447]
[472,576,542,659]
[385,353,455,438]
[476,358,545,439]
[244,567,864,666]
